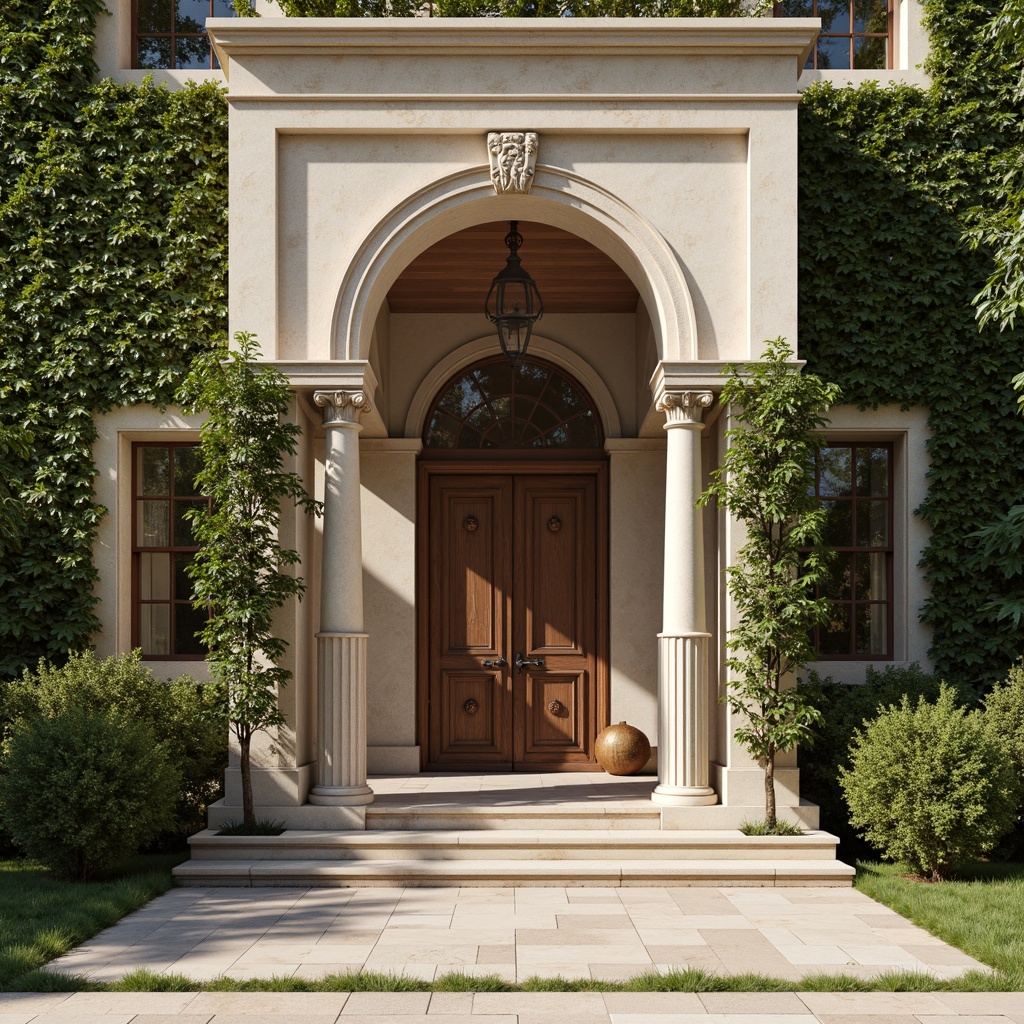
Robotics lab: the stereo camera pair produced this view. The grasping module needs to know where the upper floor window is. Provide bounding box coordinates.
[808,443,894,659]
[134,0,235,70]
[776,0,892,70]
[133,443,210,659]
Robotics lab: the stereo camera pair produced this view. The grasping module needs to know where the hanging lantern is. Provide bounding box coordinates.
[484,220,544,367]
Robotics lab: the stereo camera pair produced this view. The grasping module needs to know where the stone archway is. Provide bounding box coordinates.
[331,164,699,366]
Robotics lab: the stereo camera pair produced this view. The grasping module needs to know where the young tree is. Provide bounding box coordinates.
[178,332,322,829]
[700,338,841,831]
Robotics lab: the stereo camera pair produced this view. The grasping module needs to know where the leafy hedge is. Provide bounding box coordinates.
[0,0,1022,683]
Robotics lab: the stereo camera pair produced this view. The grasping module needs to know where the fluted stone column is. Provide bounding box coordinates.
[308,390,374,807]
[652,389,718,807]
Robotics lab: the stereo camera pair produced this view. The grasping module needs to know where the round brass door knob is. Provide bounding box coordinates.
[547,699,563,714]
[463,698,479,715]
[595,721,651,776]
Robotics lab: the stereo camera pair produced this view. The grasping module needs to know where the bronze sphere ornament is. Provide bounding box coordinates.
[595,721,651,776]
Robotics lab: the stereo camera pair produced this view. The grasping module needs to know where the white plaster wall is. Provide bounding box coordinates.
[271,132,754,368]
[607,441,665,751]
[360,440,421,773]
[276,135,481,363]
[544,134,748,363]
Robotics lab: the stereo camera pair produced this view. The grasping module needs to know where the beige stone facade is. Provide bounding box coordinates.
[91,13,934,829]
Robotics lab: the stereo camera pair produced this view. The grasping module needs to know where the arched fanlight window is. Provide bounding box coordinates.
[423,356,603,450]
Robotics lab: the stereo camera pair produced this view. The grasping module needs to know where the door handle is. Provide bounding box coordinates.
[482,656,507,668]
[515,652,546,672]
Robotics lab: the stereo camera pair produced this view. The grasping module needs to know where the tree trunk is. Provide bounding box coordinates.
[240,732,254,830]
[764,755,777,831]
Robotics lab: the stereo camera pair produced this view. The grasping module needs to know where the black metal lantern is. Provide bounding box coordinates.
[484,221,544,367]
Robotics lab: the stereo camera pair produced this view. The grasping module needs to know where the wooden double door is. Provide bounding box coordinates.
[420,465,608,771]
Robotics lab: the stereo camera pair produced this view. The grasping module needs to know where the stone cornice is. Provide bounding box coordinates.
[208,18,818,83]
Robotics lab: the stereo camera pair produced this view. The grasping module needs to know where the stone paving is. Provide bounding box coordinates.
[47,885,984,985]
[3,988,1024,1022]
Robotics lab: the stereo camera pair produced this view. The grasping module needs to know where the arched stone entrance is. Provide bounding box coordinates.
[416,356,610,771]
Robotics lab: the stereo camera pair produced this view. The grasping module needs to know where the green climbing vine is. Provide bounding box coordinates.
[1,0,1023,684]
[0,0,228,675]
[798,0,1024,683]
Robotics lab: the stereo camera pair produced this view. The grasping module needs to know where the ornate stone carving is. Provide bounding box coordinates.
[656,390,714,427]
[487,132,538,194]
[314,389,372,426]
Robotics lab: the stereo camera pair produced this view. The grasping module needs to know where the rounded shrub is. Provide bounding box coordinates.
[839,685,1019,880]
[984,661,1024,857]
[2,650,225,839]
[0,707,178,880]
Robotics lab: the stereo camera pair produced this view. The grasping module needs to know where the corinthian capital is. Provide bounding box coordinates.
[656,390,714,427]
[314,389,372,427]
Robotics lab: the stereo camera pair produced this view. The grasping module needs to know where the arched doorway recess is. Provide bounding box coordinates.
[417,356,610,771]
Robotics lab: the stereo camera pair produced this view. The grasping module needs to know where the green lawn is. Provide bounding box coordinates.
[855,859,1024,987]
[0,853,184,992]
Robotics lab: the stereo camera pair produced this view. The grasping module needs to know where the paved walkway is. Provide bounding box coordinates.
[3,988,1024,1023]
[31,884,1024,1021]
[48,885,984,984]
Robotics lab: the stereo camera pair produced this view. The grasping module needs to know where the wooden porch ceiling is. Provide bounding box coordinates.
[386,221,641,314]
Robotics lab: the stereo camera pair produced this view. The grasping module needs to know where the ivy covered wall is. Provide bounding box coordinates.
[0,0,227,675]
[799,0,1024,683]
[0,0,1021,683]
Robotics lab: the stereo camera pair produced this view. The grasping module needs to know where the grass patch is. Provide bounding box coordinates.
[32,963,1024,993]
[739,819,805,837]
[432,971,511,991]
[215,820,285,837]
[0,852,185,992]
[855,859,1024,985]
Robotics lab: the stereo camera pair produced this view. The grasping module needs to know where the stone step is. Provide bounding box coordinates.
[186,828,843,862]
[364,805,663,831]
[172,857,855,887]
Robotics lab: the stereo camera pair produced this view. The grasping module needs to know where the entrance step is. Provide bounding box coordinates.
[172,829,855,887]
[185,828,842,862]
[365,805,663,831]
[172,855,855,888]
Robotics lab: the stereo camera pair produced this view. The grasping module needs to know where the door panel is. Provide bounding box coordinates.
[520,672,587,755]
[428,477,512,766]
[514,476,596,766]
[423,467,605,770]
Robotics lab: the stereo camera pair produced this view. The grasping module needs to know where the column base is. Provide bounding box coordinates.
[308,784,375,807]
[651,784,718,807]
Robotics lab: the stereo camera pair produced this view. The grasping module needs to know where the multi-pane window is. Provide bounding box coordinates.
[134,0,235,71]
[776,0,892,70]
[423,356,602,450]
[132,443,210,659]
[809,444,893,659]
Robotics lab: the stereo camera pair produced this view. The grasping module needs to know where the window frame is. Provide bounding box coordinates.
[131,441,210,662]
[775,0,894,71]
[132,0,231,71]
[807,441,895,661]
